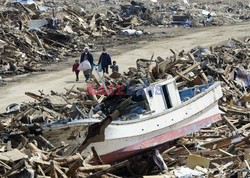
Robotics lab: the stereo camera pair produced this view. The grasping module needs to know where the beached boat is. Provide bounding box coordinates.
[42,78,223,163]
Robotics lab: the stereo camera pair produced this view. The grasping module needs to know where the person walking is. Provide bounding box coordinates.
[80,47,94,82]
[98,48,112,74]
[72,60,80,81]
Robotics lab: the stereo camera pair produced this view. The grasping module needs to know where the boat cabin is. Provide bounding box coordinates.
[143,78,181,113]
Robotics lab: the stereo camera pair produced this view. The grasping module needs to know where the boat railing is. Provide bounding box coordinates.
[179,83,213,102]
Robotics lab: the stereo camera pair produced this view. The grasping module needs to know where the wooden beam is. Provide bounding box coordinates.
[91,147,104,165]
[25,92,44,101]
[211,154,244,167]
[222,116,238,132]
[218,149,234,157]
[54,164,67,178]
[50,162,58,178]
[78,165,111,172]
[174,62,201,81]
[88,160,129,178]
[175,71,192,82]
[162,146,177,155]
[33,32,44,49]
[3,159,24,177]
[66,159,83,177]
[37,165,46,177]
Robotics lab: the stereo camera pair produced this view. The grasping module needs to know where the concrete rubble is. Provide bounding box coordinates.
[0,37,249,177]
[0,0,250,85]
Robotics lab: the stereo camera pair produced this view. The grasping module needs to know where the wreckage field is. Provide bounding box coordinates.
[0,0,250,177]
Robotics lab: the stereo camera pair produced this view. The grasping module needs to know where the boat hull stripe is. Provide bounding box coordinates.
[100,113,221,163]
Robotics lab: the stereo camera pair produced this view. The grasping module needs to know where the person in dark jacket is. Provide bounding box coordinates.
[9,61,17,72]
[80,47,94,82]
[98,48,112,74]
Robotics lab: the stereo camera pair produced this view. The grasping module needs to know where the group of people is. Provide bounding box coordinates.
[72,47,119,82]
[0,61,17,72]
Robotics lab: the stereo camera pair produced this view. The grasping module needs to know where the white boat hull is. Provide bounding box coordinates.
[43,82,222,163]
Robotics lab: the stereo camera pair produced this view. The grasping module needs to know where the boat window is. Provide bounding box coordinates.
[148,90,153,98]
[162,85,172,109]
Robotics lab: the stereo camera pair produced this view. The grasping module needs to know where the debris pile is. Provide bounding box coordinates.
[0,2,75,81]
[1,0,250,85]
[0,37,249,177]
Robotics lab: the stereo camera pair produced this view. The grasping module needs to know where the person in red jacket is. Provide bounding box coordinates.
[72,60,80,81]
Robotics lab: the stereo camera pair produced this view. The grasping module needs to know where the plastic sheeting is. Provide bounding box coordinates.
[174,167,204,178]
[153,149,168,172]
[12,0,36,4]
[235,67,250,87]
[78,60,91,72]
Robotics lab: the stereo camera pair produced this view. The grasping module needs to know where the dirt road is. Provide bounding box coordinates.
[0,24,249,112]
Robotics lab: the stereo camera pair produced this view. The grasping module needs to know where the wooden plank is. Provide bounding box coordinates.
[78,165,111,172]
[242,94,250,102]
[34,159,50,166]
[211,154,244,167]
[56,153,83,165]
[3,159,24,177]
[13,107,36,121]
[174,70,192,82]
[65,85,75,95]
[224,65,232,79]
[88,160,129,178]
[66,159,83,177]
[97,95,106,103]
[33,32,44,49]
[198,66,208,82]
[238,123,250,132]
[91,146,104,165]
[36,135,56,149]
[222,116,238,132]
[220,106,250,117]
[187,52,195,62]
[107,173,122,178]
[174,62,201,81]
[218,149,234,157]
[162,146,177,155]
[201,136,237,149]
[0,149,27,162]
[187,154,211,169]
[245,149,250,163]
[143,176,165,178]
[50,162,58,178]
[6,141,12,151]
[77,108,121,154]
[38,164,46,177]
[25,92,44,101]
[18,2,35,15]
[245,160,250,170]
[54,164,67,178]
[4,0,10,5]
[0,160,11,170]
